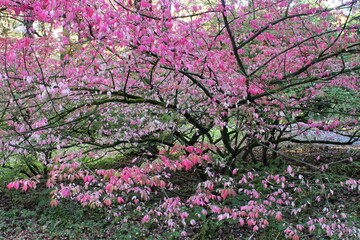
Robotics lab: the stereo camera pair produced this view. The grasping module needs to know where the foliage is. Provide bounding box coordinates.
[2,156,360,239]
[1,0,359,165]
[0,0,360,239]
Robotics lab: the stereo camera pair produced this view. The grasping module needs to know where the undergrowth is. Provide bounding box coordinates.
[1,150,359,239]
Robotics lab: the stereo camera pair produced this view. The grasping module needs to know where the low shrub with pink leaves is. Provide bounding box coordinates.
[7,145,360,239]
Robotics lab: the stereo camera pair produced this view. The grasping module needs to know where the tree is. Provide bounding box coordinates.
[1,0,360,238]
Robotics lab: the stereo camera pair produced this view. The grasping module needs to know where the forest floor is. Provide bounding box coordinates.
[0,144,359,240]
